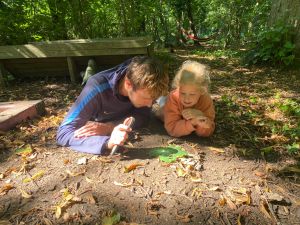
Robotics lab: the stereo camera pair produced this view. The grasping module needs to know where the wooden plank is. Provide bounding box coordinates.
[0,46,149,59]
[67,57,77,83]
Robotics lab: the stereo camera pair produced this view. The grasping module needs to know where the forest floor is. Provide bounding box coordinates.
[0,48,299,225]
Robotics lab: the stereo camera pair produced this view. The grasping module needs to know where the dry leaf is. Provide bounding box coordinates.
[176,167,187,177]
[0,184,14,196]
[19,188,32,198]
[86,193,96,204]
[176,213,192,223]
[113,181,133,187]
[55,206,62,219]
[207,146,225,153]
[224,196,237,210]
[209,186,221,191]
[66,169,85,177]
[259,200,272,219]
[43,218,53,225]
[23,170,45,183]
[254,171,266,178]
[219,195,226,206]
[124,163,144,173]
[85,177,94,183]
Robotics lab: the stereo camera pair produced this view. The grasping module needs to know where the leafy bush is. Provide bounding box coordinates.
[244,24,296,66]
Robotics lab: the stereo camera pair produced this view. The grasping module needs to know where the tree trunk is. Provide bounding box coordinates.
[46,0,68,40]
[186,0,197,39]
[269,0,300,57]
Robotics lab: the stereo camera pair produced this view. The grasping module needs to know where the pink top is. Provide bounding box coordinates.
[164,89,215,137]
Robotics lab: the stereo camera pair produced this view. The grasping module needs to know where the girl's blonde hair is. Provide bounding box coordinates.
[172,60,210,93]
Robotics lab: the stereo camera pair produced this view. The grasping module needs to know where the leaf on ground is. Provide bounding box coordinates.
[149,145,188,163]
[23,170,45,183]
[113,181,133,187]
[66,169,86,177]
[207,146,225,153]
[219,195,226,206]
[15,145,33,156]
[124,163,144,173]
[0,184,14,196]
[102,212,121,225]
[259,199,272,219]
[176,167,187,177]
[19,188,32,198]
[55,206,62,219]
[224,196,237,210]
[77,157,87,165]
[0,220,12,225]
[176,213,193,223]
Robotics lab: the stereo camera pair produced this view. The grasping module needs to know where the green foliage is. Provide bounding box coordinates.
[244,24,296,66]
[286,143,299,155]
[276,99,300,117]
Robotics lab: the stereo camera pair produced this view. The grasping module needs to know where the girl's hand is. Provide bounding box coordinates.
[182,108,204,120]
[196,117,212,129]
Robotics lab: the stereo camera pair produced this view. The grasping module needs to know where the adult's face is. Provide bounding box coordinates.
[127,87,154,108]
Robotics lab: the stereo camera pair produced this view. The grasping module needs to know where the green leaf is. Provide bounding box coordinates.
[15,145,32,155]
[149,145,188,163]
[102,212,120,225]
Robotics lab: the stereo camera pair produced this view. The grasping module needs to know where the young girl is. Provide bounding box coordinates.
[163,60,215,137]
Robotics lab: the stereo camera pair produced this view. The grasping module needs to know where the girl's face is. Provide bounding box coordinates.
[178,84,202,108]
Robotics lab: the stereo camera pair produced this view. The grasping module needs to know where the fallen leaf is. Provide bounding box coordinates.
[176,213,193,223]
[102,212,121,225]
[19,188,32,198]
[113,181,133,187]
[224,196,237,210]
[86,193,96,204]
[124,163,144,173]
[77,157,87,165]
[207,146,225,153]
[55,206,62,219]
[254,171,266,178]
[85,177,94,183]
[259,199,272,219]
[219,195,226,206]
[15,145,33,156]
[66,169,85,177]
[0,184,14,196]
[209,186,221,191]
[23,170,45,183]
[176,167,187,177]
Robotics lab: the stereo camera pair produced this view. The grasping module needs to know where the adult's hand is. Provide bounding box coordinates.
[74,121,114,138]
[107,123,132,149]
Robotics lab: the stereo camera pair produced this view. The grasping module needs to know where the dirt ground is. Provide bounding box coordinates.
[0,49,299,225]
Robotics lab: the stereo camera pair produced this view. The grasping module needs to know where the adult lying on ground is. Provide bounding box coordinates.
[57,56,169,155]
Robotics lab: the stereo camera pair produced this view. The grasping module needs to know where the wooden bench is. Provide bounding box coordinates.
[0,37,154,86]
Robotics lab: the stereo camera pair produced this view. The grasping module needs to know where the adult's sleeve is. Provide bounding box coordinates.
[56,78,110,155]
[164,95,195,137]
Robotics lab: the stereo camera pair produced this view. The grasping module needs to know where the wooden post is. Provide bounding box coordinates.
[147,42,154,56]
[0,61,6,88]
[67,57,78,83]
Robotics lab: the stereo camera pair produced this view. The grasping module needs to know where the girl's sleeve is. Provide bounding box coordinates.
[164,94,195,137]
[195,94,215,137]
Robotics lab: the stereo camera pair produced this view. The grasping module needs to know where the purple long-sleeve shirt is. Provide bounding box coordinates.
[56,59,150,154]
